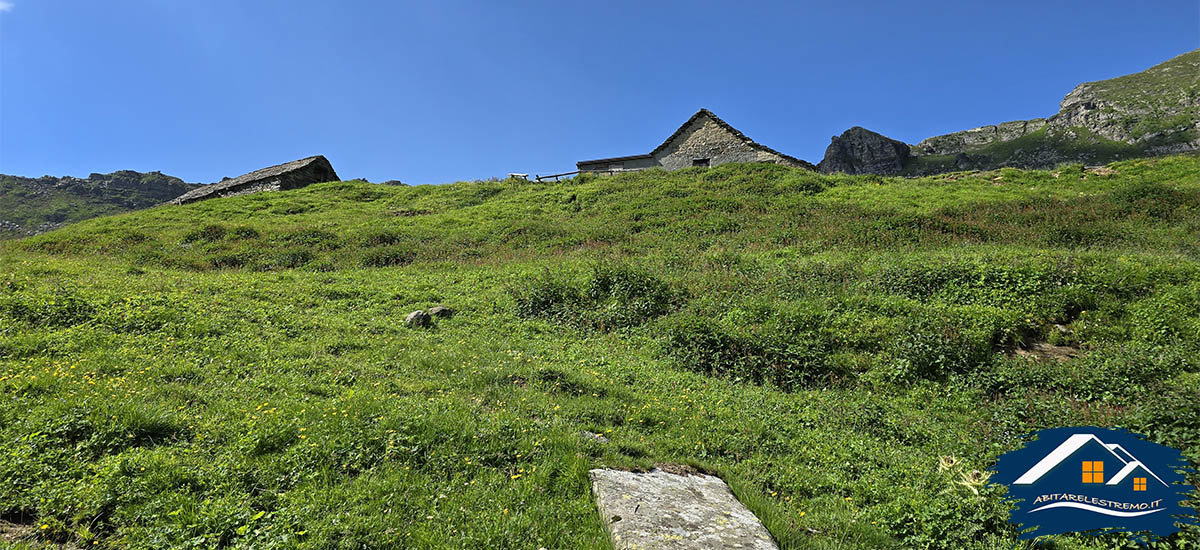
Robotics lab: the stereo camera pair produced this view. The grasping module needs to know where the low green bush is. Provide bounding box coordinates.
[360,246,414,268]
[659,307,842,390]
[0,287,95,327]
[888,310,996,382]
[181,224,227,244]
[510,263,681,331]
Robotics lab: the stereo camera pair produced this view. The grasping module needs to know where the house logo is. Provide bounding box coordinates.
[991,426,1196,541]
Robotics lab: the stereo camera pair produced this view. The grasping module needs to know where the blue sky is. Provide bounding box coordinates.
[1,1,1197,185]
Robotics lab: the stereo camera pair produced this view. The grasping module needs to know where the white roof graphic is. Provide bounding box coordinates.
[1013,433,1167,487]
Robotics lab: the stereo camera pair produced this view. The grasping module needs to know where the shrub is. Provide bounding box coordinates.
[278,229,341,250]
[229,226,261,239]
[1128,282,1200,344]
[980,343,1193,403]
[1044,224,1122,247]
[182,224,227,243]
[361,230,403,247]
[780,172,829,195]
[206,252,249,269]
[583,263,682,330]
[266,249,315,270]
[888,311,995,382]
[510,271,585,321]
[1108,181,1184,219]
[659,311,839,390]
[360,247,414,268]
[1132,373,1200,461]
[510,264,681,331]
[874,467,1014,550]
[660,314,746,378]
[0,287,95,327]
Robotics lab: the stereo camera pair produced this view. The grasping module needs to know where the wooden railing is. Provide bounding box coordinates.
[534,168,648,182]
[534,170,581,182]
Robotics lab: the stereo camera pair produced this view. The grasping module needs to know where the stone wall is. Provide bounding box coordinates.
[653,117,798,170]
[576,110,810,174]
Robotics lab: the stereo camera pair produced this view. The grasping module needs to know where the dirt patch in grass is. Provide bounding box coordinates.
[0,519,36,545]
[654,462,703,476]
[1014,342,1080,362]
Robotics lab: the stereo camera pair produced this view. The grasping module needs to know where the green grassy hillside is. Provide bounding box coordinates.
[2,157,1199,549]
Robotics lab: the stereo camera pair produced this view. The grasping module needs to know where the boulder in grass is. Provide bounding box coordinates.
[405,310,431,328]
[428,306,454,318]
[589,468,778,549]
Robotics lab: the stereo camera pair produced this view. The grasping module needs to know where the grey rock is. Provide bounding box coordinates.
[817,126,911,175]
[589,468,778,550]
[167,155,339,205]
[581,431,609,444]
[913,119,1047,157]
[428,306,454,318]
[405,310,431,328]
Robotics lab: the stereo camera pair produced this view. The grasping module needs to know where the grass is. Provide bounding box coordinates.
[1,155,1199,549]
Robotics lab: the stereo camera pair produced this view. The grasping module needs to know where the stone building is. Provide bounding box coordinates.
[577,109,813,173]
[167,155,339,205]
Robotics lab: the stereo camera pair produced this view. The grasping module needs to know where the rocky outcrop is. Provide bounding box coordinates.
[913,119,1048,156]
[3,170,198,203]
[0,170,200,239]
[817,126,911,175]
[168,155,339,205]
[1056,51,1200,148]
[907,49,1200,169]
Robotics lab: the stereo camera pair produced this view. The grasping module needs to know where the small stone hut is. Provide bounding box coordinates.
[577,109,813,173]
[167,155,339,205]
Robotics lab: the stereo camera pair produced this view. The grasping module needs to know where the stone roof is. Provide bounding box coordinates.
[167,155,338,205]
[578,109,813,169]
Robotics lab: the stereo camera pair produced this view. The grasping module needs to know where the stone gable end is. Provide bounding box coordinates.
[576,109,813,173]
[654,116,767,170]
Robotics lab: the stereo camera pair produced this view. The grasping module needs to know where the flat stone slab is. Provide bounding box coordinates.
[589,468,778,550]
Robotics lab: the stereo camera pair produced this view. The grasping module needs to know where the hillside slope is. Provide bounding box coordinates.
[1,158,1198,549]
[904,49,1200,173]
[0,170,199,239]
[818,50,1200,176]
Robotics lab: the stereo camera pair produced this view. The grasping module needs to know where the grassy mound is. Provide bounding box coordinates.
[2,156,1199,548]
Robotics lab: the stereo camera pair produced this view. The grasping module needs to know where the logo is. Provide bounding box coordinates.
[992,427,1196,541]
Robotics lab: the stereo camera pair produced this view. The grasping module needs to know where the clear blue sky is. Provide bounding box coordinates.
[1,1,1197,184]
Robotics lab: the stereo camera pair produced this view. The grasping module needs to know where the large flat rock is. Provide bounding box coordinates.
[589,468,778,550]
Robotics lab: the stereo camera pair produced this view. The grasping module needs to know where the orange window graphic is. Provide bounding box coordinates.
[1134,477,1147,491]
[1082,461,1104,483]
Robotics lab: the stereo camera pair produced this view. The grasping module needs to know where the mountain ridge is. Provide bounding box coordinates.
[0,170,199,239]
[821,49,1200,175]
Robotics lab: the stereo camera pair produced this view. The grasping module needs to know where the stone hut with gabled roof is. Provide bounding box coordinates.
[167,155,339,205]
[577,109,814,173]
